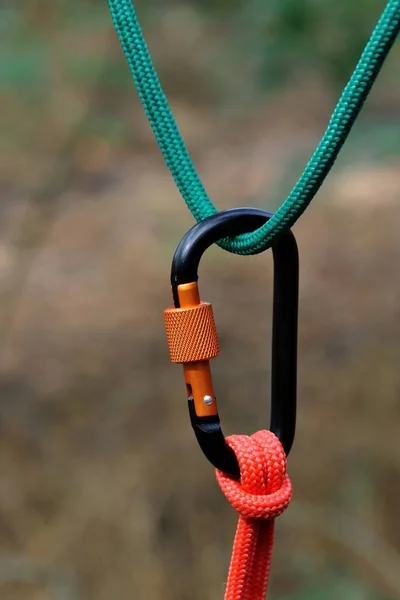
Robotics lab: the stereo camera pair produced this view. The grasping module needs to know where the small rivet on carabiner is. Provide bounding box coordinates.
[203,395,213,406]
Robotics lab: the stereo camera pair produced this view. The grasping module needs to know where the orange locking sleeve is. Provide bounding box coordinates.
[164,302,220,363]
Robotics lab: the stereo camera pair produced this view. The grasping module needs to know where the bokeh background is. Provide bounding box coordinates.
[2,1,400,598]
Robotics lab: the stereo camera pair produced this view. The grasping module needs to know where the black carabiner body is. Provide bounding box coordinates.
[165,207,299,477]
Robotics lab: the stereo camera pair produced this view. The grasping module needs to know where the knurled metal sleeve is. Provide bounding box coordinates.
[164,302,220,363]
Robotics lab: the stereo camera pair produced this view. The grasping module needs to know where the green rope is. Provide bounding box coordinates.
[107,0,400,255]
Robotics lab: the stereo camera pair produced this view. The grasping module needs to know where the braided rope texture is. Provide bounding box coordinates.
[216,430,292,599]
[108,0,400,255]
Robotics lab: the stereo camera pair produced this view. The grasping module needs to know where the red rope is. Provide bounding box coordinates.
[216,430,292,600]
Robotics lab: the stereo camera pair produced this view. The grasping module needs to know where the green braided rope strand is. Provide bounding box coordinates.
[107,0,400,255]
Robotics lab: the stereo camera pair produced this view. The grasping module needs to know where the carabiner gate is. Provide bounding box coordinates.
[163,208,299,478]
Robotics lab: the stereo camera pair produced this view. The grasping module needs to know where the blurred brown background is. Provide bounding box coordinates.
[1,1,400,598]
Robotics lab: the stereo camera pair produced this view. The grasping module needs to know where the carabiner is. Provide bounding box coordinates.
[163,207,299,478]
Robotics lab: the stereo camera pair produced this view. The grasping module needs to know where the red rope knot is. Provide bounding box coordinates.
[216,430,292,519]
[216,430,292,599]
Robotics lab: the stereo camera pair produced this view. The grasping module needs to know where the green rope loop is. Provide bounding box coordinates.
[107,0,400,255]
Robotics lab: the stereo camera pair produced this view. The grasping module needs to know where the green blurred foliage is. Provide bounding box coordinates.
[2,0,399,178]
[4,0,397,95]
[137,0,396,89]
